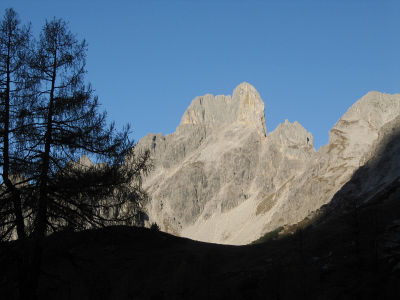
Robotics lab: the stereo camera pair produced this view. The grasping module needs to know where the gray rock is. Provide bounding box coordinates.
[179,82,266,136]
[134,84,400,245]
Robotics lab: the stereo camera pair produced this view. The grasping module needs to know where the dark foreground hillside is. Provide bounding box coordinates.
[1,182,400,300]
[2,129,400,300]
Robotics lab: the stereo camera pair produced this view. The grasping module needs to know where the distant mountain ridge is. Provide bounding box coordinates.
[135,83,400,244]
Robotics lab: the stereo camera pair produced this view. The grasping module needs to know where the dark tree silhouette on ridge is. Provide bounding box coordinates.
[0,9,151,299]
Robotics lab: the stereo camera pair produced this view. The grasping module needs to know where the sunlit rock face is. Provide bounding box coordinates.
[180,82,266,136]
[135,83,400,245]
[326,114,400,215]
[263,91,400,234]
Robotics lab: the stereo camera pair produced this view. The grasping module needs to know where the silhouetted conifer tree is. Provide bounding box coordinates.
[0,10,150,299]
[30,18,149,238]
[0,13,150,241]
[0,8,32,240]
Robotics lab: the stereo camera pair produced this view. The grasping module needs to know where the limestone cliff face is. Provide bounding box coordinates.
[262,91,400,235]
[326,114,400,214]
[135,83,400,245]
[179,82,266,136]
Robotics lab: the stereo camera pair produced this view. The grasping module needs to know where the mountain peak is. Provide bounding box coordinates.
[232,82,266,136]
[77,155,93,167]
[179,82,266,136]
[232,82,259,96]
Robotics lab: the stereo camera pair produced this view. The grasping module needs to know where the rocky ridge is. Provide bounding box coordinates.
[135,83,400,244]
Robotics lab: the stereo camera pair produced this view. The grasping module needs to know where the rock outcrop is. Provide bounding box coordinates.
[135,83,400,245]
[179,82,266,136]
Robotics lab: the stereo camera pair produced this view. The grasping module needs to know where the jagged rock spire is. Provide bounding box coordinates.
[179,82,267,136]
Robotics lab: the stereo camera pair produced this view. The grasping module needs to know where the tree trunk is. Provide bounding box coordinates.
[28,49,58,300]
[2,35,26,239]
[35,51,57,239]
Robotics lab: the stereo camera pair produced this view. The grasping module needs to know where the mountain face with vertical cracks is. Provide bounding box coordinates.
[135,83,400,245]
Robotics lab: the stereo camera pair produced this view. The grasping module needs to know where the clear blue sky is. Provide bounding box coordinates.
[2,0,399,149]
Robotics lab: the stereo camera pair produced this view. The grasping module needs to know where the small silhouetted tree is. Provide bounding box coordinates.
[150,222,160,231]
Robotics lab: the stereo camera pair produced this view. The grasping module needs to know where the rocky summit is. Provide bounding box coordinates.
[135,83,400,245]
